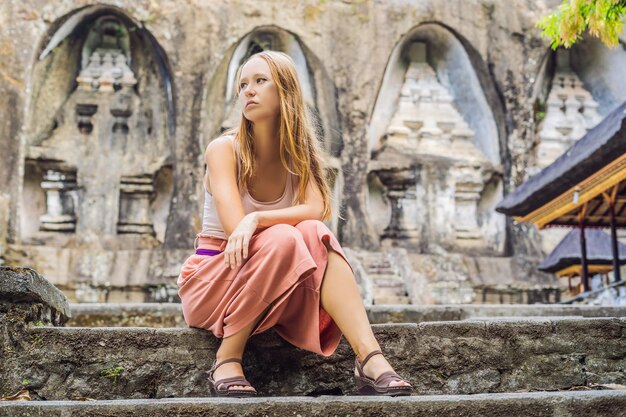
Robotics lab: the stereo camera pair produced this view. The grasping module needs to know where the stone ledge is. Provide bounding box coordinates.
[0,266,70,325]
[1,391,625,417]
[1,318,624,399]
[66,302,626,327]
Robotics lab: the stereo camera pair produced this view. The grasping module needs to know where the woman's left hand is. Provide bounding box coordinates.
[224,213,259,269]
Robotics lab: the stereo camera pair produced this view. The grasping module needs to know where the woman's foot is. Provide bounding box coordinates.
[354,350,413,395]
[207,358,256,396]
[212,361,256,392]
[355,353,411,388]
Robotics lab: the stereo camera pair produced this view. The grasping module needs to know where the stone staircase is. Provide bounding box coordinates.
[66,302,626,327]
[359,251,411,304]
[1,266,626,416]
[3,392,626,416]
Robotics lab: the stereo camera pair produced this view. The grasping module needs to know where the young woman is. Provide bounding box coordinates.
[177,51,412,397]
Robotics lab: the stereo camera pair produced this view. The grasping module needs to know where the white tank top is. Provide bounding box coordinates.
[201,137,298,239]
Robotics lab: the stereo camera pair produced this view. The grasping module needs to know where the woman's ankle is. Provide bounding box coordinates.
[215,353,243,363]
[354,341,382,363]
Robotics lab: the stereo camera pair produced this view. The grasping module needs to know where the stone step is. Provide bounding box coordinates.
[1,391,625,417]
[366,266,396,274]
[66,303,626,328]
[373,295,412,304]
[370,275,406,287]
[2,318,624,400]
[372,287,408,298]
[362,259,393,268]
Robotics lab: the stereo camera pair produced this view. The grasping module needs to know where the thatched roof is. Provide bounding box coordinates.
[496,101,626,217]
[538,229,626,273]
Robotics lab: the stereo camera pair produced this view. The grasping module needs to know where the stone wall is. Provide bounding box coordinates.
[2,319,625,398]
[0,0,624,302]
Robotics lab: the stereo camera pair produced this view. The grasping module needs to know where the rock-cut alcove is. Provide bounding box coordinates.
[367,23,505,256]
[21,6,175,248]
[530,35,626,255]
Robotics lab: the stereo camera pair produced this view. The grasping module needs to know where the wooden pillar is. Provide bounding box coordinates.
[608,186,622,283]
[579,206,590,293]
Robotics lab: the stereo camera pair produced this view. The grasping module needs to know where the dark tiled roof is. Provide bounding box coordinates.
[538,229,626,273]
[496,101,626,216]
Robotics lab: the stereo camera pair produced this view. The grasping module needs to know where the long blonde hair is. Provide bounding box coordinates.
[232,51,332,220]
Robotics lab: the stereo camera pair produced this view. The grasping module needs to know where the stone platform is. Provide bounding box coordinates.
[2,391,626,417]
[66,302,626,327]
[1,266,625,416]
[2,318,625,400]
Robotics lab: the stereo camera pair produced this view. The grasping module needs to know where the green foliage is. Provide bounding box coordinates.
[21,379,30,386]
[536,0,626,49]
[100,366,125,384]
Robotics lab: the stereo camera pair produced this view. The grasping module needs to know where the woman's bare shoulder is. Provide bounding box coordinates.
[205,134,236,157]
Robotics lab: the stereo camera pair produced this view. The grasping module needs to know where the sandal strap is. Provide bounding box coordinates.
[210,357,242,373]
[361,350,383,367]
[214,376,254,390]
[355,350,383,377]
[207,357,243,382]
[375,370,408,386]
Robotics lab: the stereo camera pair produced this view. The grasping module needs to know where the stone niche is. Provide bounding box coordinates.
[534,49,601,171]
[203,26,344,232]
[16,10,177,301]
[531,36,626,254]
[368,25,505,256]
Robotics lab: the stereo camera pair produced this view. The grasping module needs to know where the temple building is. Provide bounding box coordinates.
[497,101,626,303]
[1,1,626,304]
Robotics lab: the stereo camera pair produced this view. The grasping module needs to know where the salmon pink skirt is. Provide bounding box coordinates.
[177,220,353,357]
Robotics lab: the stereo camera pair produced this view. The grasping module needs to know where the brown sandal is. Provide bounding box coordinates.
[354,350,413,396]
[207,358,257,398]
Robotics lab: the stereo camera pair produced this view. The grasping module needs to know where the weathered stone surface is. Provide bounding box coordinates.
[66,302,626,327]
[1,318,624,400]
[0,266,70,325]
[4,0,623,303]
[1,391,626,417]
[68,303,187,328]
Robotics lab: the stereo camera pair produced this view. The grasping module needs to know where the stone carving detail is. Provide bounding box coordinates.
[118,176,156,235]
[40,169,78,232]
[76,29,137,94]
[75,104,98,134]
[23,15,172,246]
[537,49,602,169]
[110,93,133,135]
[377,169,420,244]
[371,42,499,250]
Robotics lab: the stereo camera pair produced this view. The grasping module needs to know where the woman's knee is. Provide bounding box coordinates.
[262,224,303,249]
[295,219,328,235]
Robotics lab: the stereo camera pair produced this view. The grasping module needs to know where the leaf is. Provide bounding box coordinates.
[0,388,31,401]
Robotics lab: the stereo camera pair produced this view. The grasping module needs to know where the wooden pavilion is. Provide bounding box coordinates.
[538,229,626,296]
[496,101,626,293]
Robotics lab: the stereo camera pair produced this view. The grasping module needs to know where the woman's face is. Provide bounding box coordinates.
[239,57,280,123]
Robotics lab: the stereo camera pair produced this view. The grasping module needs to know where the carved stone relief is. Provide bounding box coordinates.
[24,15,172,245]
[370,42,502,253]
[535,49,603,255]
[536,49,602,170]
[39,168,78,232]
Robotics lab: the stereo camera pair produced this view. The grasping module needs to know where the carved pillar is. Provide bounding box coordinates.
[75,103,98,134]
[377,168,420,244]
[111,93,132,135]
[40,169,78,232]
[453,166,483,241]
[117,175,155,235]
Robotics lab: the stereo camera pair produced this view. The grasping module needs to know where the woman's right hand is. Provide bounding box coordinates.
[224,213,259,269]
